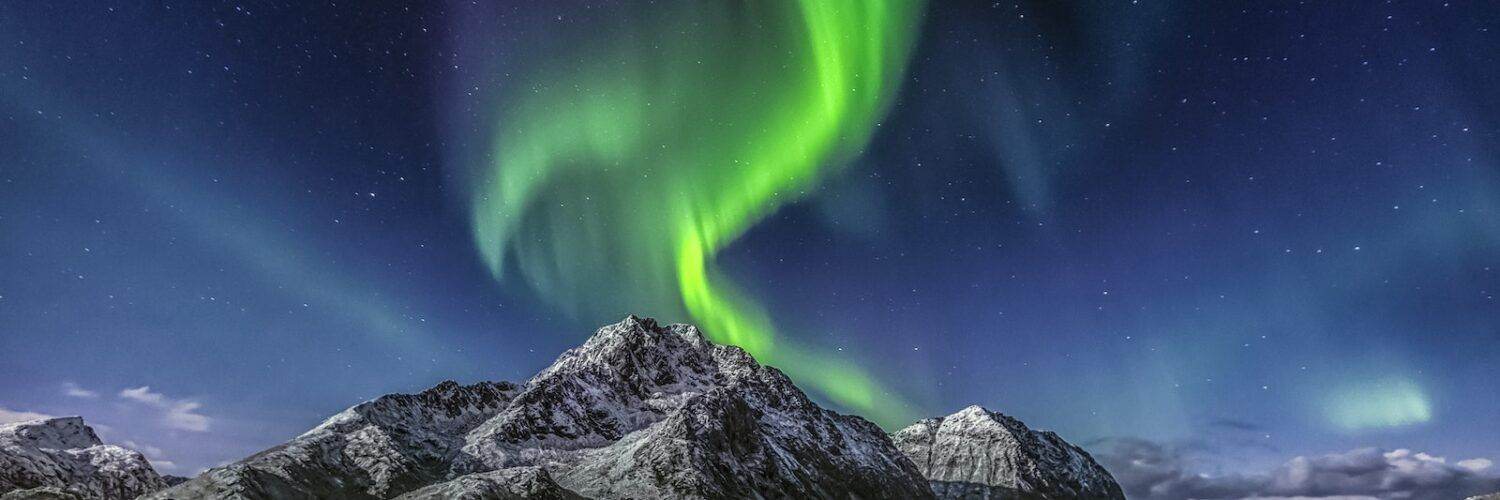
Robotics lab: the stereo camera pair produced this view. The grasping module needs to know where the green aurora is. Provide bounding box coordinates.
[469,1,925,425]
[1325,377,1432,432]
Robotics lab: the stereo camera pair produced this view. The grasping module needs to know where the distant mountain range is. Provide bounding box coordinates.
[2,316,1122,499]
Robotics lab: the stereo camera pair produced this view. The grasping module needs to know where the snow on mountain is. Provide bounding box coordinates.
[891,405,1124,500]
[145,380,518,499]
[392,466,582,500]
[0,416,168,499]
[449,315,930,499]
[144,315,1124,499]
[150,315,934,499]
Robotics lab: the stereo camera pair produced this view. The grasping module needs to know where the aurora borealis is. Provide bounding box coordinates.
[468,0,923,423]
[2,1,1499,496]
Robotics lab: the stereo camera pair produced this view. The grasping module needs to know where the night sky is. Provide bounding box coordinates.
[2,2,1498,496]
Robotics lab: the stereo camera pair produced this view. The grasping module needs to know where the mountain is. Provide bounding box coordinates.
[150,380,520,498]
[149,315,935,499]
[891,405,1124,500]
[0,416,168,500]
[392,467,582,500]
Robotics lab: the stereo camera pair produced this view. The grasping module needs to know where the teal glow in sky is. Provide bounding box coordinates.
[1326,378,1432,431]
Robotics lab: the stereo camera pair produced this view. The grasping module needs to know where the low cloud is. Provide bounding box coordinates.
[118,386,211,432]
[62,382,99,398]
[1092,438,1500,500]
[1460,458,1495,472]
[0,406,56,424]
[1208,418,1265,432]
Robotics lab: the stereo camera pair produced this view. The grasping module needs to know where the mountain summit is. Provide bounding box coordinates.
[147,316,932,499]
[892,405,1124,499]
[134,315,1120,499]
[0,416,168,499]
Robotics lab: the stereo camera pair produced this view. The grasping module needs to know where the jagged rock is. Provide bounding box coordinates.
[454,315,932,499]
[0,486,83,500]
[151,315,934,499]
[393,467,583,499]
[146,380,518,499]
[891,405,1124,500]
[0,486,82,498]
[150,316,1122,499]
[0,417,168,500]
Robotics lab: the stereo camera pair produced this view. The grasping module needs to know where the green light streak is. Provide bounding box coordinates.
[470,1,923,425]
[1325,377,1432,431]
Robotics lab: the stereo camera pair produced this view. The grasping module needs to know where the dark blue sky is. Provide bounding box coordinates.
[1,1,1496,490]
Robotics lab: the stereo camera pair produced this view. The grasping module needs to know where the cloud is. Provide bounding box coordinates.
[1208,418,1265,432]
[1459,458,1494,472]
[62,382,99,398]
[121,439,164,457]
[1092,438,1500,500]
[1090,437,1266,500]
[0,406,57,424]
[118,386,211,432]
[122,439,177,471]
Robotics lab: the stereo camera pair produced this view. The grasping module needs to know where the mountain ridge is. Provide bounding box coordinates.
[146,315,939,499]
[4,315,1121,500]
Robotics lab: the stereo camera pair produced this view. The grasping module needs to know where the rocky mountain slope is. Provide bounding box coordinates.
[150,380,520,499]
[148,316,935,499]
[0,416,168,499]
[892,405,1124,499]
[3,316,1125,499]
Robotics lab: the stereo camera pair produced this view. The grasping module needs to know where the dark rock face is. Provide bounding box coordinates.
[145,380,519,499]
[0,417,168,500]
[891,406,1125,500]
[454,316,934,500]
[150,316,935,499]
[14,318,1128,499]
[0,487,83,500]
[394,467,584,500]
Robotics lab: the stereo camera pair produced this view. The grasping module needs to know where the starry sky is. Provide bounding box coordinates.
[1,1,1497,495]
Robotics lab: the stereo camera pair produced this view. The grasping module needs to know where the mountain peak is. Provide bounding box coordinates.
[577,315,705,348]
[151,315,935,499]
[942,405,1032,433]
[0,416,102,451]
[0,416,166,499]
[892,406,1125,499]
[523,315,729,399]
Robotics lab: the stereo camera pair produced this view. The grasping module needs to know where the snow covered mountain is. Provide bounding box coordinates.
[148,380,520,499]
[0,416,168,499]
[891,405,1124,499]
[149,315,934,499]
[137,315,1122,499]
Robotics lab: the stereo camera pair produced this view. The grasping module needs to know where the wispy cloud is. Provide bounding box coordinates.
[0,406,56,425]
[118,386,211,432]
[122,439,177,471]
[1092,437,1500,500]
[62,382,99,399]
[1207,417,1265,432]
